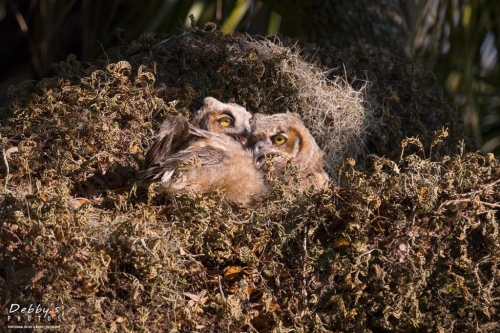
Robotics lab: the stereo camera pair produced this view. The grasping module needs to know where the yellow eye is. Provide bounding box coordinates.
[272,134,287,145]
[219,117,233,127]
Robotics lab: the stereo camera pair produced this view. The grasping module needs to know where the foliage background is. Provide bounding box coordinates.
[0,0,499,154]
[0,1,499,332]
[0,29,498,331]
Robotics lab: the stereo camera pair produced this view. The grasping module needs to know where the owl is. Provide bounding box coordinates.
[192,97,252,145]
[246,112,329,192]
[144,97,252,169]
[141,116,266,207]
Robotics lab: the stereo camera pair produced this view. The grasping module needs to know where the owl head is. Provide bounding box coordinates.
[192,97,252,145]
[247,112,325,172]
[141,115,267,207]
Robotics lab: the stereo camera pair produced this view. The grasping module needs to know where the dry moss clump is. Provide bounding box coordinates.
[309,44,476,160]
[1,27,499,332]
[57,30,370,176]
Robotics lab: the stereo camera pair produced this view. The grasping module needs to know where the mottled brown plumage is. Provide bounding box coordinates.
[144,97,252,170]
[143,115,191,170]
[141,116,266,207]
[247,112,329,192]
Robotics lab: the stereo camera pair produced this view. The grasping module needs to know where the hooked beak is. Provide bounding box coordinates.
[255,155,266,169]
[253,145,266,169]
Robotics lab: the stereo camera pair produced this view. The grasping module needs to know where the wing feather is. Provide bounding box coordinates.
[143,116,210,170]
[141,138,227,181]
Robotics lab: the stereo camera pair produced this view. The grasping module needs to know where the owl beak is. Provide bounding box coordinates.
[253,142,266,169]
[255,155,266,169]
[253,142,265,157]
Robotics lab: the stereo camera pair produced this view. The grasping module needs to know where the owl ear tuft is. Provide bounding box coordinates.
[203,96,218,107]
[287,112,302,121]
[250,112,265,124]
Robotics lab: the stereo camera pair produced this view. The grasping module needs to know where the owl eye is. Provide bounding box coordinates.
[272,134,287,145]
[219,117,233,127]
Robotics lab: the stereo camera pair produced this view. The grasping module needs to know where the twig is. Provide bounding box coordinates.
[2,149,8,174]
[302,226,308,305]
[2,149,9,193]
[218,275,226,304]
[140,238,159,260]
[439,198,500,210]
[247,323,259,333]
[24,197,32,223]
[438,199,470,210]
[232,211,256,224]
[481,201,500,208]
[455,178,500,197]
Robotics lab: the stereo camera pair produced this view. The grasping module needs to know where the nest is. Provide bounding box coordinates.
[0,28,498,332]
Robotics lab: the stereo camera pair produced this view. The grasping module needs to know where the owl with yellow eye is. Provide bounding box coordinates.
[144,97,253,169]
[141,98,267,207]
[192,97,252,145]
[246,112,329,192]
[141,116,267,207]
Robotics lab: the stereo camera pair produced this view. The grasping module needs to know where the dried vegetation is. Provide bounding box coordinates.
[0,28,499,332]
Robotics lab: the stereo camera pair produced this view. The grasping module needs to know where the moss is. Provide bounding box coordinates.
[0,27,499,332]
